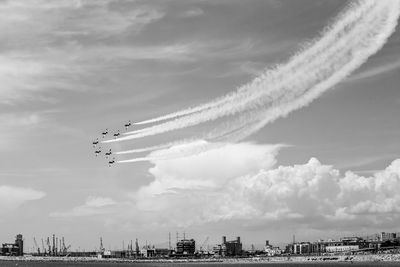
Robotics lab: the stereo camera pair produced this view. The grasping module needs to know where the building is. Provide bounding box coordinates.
[176,239,195,255]
[293,242,312,255]
[1,234,24,256]
[264,240,282,256]
[214,236,242,257]
[325,245,359,253]
[380,232,397,242]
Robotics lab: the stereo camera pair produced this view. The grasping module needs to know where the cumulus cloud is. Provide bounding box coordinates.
[0,185,45,213]
[50,196,117,217]
[130,142,400,230]
[50,142,400,233]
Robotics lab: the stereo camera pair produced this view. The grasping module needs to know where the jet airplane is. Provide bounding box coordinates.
[92,138,99,147]
[102,129,108,138]
[105,149,112,158]
[95,148,101,156]
[124,120,132,130]
[108,158,115,167]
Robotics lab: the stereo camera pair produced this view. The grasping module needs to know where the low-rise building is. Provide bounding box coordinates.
[264,240,282,256]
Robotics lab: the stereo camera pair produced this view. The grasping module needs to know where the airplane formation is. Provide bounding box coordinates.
[92,120,133,167]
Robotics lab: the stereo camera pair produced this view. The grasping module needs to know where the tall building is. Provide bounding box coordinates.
[15,234,23,256]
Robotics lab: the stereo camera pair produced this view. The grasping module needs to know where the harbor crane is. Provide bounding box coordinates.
[33,237,40,254]
[199,236,209,254]
[41,238,46,255]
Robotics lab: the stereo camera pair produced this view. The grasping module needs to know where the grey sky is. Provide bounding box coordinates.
[1,0,400,251]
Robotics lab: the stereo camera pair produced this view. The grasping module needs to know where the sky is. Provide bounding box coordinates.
[1,0,400,252]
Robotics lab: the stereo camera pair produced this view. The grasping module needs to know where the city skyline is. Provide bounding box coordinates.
[1,0,400,251]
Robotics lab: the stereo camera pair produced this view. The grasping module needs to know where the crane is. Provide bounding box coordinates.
[135,238,139,256]
[41,238,46,255]
[33,237,40,255]
[46,237,51,256]
[100,237,104,252]
[200,236,209,254]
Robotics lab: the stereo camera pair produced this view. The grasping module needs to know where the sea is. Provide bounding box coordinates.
[2,262,400,267]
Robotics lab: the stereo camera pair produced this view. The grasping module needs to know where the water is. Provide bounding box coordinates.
[1,262,400,267]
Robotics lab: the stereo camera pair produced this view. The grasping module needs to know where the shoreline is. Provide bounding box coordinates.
[2,254,400,264]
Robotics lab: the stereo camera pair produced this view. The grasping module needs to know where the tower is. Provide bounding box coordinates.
[15,234,23,256]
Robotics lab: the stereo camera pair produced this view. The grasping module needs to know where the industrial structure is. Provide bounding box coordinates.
[285,232,400,255]
[213,236,243,256]
[176,238,196,255]
[1,234,23,256]
[1,231,400,258]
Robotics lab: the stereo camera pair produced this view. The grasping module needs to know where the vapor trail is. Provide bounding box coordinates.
[115,138,196,155]
[111,0,400,162]
[132,1,376,127]
[106,0,391,145]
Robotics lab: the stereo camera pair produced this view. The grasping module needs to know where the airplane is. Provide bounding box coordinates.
[124,120,132,130]
[102,129,108,138]
[113,131,120,138]
[95,148,101,156]
[108,158,115,167]
[92,138,99,147]
[105,149,112,158]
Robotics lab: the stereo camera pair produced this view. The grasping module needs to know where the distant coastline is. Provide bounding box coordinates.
[2,254,400,264]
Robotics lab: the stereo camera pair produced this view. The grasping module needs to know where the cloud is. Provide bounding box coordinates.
[0,113,44,149]
[128,142,400,230]
[0,0,164,43]
[0,0,167,104]
[0,185,45,213]
[181,7,204,18]
[50,196,117,217]
[50,142,400,233]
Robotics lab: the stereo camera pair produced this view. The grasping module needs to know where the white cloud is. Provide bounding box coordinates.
[130,142,400,230]
[49,142,400,233]
[0,0,164,41]
[50,196,117,217]
[0,113,44,149]
[0,0,167,103]
[181,7,204,18]
[0,185,45,213]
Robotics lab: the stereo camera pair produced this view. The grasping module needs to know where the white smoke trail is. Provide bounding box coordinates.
[115,138,197,155]
[117,140,223,163]
[106,0,388,144]
[113,0,400,162]
[221,0,400,142]
[207,0,400,143]
[132,1,375,127]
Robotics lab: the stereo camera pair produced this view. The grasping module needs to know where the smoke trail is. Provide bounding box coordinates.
[132,1,376,127]
[115,138,197,155]
[106,0,391,144]
[111,0,400,162]
[117,140,222,163]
